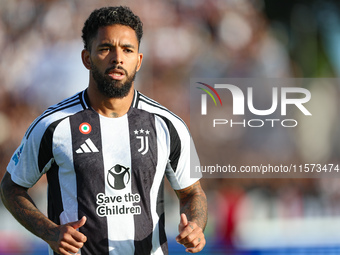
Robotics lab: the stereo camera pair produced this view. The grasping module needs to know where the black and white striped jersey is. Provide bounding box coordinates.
[7,89,201,255]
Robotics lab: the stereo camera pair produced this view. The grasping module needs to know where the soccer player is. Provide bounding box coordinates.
[0,5,207,255]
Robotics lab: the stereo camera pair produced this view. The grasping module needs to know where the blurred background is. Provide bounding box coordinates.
[1,0,340,254]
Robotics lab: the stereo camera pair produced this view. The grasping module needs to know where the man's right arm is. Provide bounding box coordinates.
[0,171,87,255]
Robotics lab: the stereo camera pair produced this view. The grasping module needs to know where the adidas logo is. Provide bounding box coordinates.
[76,138,99,154]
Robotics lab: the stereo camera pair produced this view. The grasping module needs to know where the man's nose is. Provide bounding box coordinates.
[110,49,123,65]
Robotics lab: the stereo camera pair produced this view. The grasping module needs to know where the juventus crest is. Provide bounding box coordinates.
[134,128,150,155]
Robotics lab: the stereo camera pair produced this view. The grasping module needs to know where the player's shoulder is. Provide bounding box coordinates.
[25,90,88,139]
[132,90,189,133]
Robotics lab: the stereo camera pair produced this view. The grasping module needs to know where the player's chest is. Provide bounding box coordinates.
[52,110,169,172]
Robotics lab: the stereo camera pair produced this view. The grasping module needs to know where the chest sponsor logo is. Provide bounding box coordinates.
[96,192,141,217]
[134,128,150,155]
[96,164,140,217]
[107,164,130,190]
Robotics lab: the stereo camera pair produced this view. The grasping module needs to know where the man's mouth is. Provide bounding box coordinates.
[106,68,126,80]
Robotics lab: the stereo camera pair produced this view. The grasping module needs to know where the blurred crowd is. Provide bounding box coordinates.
[1,0,340,253]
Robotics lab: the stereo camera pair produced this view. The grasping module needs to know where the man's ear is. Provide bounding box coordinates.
[136,52,143,72]
[81,49,91,70]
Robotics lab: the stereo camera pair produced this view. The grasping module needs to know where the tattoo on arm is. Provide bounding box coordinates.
[175,181,208,231]
[1,172,59,243]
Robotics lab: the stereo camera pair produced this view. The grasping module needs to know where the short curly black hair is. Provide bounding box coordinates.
[82,6,143,51]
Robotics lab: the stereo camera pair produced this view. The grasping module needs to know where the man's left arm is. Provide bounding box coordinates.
[175,180,208,253]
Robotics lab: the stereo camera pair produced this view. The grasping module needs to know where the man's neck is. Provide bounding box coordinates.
[86,85,134,118]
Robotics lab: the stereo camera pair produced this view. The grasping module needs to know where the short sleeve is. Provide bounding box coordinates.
[7,137,43,188]
[7,119,54,188]
[164,118,201,190]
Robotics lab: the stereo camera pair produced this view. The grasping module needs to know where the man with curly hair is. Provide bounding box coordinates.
[1,6,207,255]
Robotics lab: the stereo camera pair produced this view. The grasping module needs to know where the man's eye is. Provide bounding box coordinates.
[100,48,110,52]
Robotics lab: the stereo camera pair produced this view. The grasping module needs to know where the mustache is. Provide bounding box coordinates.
[105,65,128,75]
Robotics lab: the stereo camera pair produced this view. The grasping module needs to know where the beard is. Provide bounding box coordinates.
[91,63,137,98]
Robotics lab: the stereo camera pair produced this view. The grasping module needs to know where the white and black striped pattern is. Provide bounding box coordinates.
[7,89,201,255]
